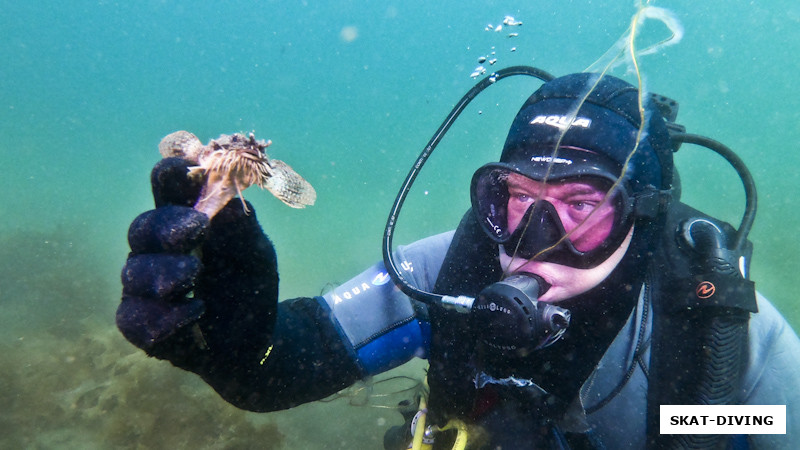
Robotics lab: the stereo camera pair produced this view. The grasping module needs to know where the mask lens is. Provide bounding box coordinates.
[472,168,513,242]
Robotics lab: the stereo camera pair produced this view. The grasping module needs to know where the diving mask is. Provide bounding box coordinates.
[471,166,635,269]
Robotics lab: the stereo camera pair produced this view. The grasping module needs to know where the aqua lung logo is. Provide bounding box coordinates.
[332,282,372,304]
[331,262,412,304]
[372,271,391,286]
[696,281,716,299]
[530,115,592,130]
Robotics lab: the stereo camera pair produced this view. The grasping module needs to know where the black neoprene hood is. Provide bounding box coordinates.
[497,72,674,194]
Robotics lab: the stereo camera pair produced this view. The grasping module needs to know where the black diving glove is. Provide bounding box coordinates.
[117,157,279,372]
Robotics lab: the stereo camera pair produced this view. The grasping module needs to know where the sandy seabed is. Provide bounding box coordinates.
[0,230,421,449]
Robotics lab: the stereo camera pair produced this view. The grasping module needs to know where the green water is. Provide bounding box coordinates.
[1,0,798,448]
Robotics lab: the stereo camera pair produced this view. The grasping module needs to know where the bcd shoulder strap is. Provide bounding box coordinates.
[646,201,757,449]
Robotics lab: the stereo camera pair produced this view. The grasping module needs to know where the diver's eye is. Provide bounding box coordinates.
[508,193,536,215]
[512,193,533,203]
[571,201,596,212]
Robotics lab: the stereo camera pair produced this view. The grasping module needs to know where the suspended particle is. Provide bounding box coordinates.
[488,58,497,65]
[508,33,518,38]
[478,56,487,63]
[510,47,517,52]
[503,16,523,26]
[340,26,359,43]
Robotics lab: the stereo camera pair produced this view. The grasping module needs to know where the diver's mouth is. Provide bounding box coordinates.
[533,275,551,294]
[501,271,552,296]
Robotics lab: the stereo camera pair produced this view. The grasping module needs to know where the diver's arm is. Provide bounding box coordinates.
[740,294,800,449]
[583,291,800,449]
[203,232,452,412]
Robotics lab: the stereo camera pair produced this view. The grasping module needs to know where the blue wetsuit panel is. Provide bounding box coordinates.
[320,232,451,376]
[356,319,430,375]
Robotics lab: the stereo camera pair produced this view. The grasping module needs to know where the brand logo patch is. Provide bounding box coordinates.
[372,271,391,286]
[696,281,716,299]
[530,115,592,129]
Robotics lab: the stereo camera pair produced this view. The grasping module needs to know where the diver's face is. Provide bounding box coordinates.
[505,173,616,252]
[501,173,631,303]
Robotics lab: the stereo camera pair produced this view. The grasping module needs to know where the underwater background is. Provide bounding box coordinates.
[1,0,798,448]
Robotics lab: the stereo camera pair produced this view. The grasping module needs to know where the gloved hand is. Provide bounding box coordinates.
[117,157,279,372]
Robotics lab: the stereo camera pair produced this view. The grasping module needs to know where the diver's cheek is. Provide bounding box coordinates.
[537,267,591,302]
[538,285,574,303]
[570,214,615,252]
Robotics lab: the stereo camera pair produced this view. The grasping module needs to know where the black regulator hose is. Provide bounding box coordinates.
[382,66,554,308]
[672,132,757,251]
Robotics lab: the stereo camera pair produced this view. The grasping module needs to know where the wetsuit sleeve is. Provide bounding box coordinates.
[740,293,800,449]
[203,231,452,412]
[318,231,455,375]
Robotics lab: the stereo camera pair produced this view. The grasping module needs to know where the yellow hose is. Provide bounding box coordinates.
[410,377,468,450]
[438,419,469,450]
[411,395,428,450]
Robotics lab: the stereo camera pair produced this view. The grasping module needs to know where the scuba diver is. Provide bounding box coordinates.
[117,71,800,449]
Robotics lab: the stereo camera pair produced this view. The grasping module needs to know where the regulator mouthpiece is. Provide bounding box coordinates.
[472,273,570,359]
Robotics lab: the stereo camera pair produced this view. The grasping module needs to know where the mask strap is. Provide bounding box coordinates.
[633,187,673,219]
